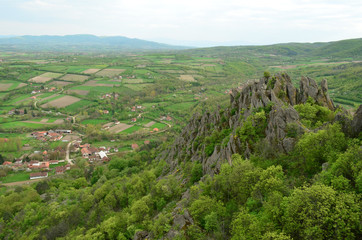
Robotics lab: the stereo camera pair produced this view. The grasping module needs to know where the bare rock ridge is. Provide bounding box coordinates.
[158,73,356,175]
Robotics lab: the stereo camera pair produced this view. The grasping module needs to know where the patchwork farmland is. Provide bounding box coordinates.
[40,95,81,108]
[29,72,63,83]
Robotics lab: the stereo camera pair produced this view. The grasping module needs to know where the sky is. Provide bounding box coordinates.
[0,0,361,47]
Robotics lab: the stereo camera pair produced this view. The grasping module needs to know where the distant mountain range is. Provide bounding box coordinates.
[0,34,190,52]
[0,35,361,56]
[185,38,362,58]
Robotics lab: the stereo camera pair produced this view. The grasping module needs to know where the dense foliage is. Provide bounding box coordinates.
[0,100,361,240]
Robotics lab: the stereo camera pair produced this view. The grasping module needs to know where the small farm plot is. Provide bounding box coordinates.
[66,89,89,96]
[29,72,63,83]
[60,74,89,82]
[95,69,126,77]
[122,78,144,84]
[0,81,25,91]
[124,84,152,91]
[150,122,167,129]
[179,75,197,82]
[41,95,81,108]
[0,83,12,91]
[81,119,108,125]
[108,123,133,133]
[64,99,94,112]
[82,68,101,74]
[49,81,73,87]
[85,80,122,86]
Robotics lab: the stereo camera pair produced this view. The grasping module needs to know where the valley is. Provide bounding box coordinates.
[0,38,361,240]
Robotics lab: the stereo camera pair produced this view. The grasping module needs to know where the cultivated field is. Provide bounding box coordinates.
[39,94,60,102]
[50,81,73,86]
[82,68,101,74]
[29,72,63,83]
[40,95,81,108]
[16,83,27,88]
[66,89,89,95]
[144,121,156,127]
[83,80,120,87]
[108,123,133,133]
[95,69,126,77]
[60,74,89,82]
[0,83,12,91]
[122,78,144,84]
[179,75,196,82]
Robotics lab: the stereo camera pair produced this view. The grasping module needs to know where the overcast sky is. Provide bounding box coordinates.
[0,0,361,46]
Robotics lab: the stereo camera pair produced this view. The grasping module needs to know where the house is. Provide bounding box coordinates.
[113,148,119,152]
[98,147,110,153]
[131,143,139,150]
[80,143,90,148]
[98,151,108,159]
[153,128,159,132]
[131,118,137,123]
[131,106,136,112]
[30,172,48,180]
[8,109,15,115]
[14,159,22,164]
[144,140,150,145]
[103,110,109,114]
[81,148,91,158]
[166,116,172,121]
[28,161,49,170]
[28,160,40,166]
[31,96,37,99]
[2,161,12,166]
[55,165,70,174]
[88,154,99,162]
[55,129,72,134]
[49,160,59,165]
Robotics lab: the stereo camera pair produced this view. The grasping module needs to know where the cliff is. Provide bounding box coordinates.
[158,73,340,175]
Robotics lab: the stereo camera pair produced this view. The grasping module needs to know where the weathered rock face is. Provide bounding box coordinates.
[158,73,339,175]
[351,105,362,137]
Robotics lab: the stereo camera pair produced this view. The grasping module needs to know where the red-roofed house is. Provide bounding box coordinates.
[81,148,91,158]
[3,161,12,166]
[131,143,139,150]
[153,128,159,132]
[30,172,48,179]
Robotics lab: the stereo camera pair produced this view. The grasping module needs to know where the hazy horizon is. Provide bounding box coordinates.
[0,0,361,47]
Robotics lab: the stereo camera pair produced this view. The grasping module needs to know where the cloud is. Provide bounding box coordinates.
[0,0,361,45]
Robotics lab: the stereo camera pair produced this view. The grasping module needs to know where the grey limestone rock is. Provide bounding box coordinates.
[158,73,340,175]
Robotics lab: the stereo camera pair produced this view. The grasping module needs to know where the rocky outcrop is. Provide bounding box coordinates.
[158,73,341,175]
[351,105,362,137]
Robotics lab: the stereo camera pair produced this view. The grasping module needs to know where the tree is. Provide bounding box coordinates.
[281,184,360,240]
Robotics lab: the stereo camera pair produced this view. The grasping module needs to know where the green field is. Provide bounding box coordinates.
[81,119,108,125]
[0,172,30,183]
[121,125,142,134]
[165,101,196,111]
[150,122,167,129]
[49,162,67,169]
[64,99,94,112]
[0,121,45,129]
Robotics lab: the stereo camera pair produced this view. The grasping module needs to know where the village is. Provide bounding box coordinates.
[0,128,125,183]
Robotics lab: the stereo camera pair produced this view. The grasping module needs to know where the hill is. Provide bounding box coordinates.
[183,38,362,59]
[0,34,189,52]
[0,72,360,240]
